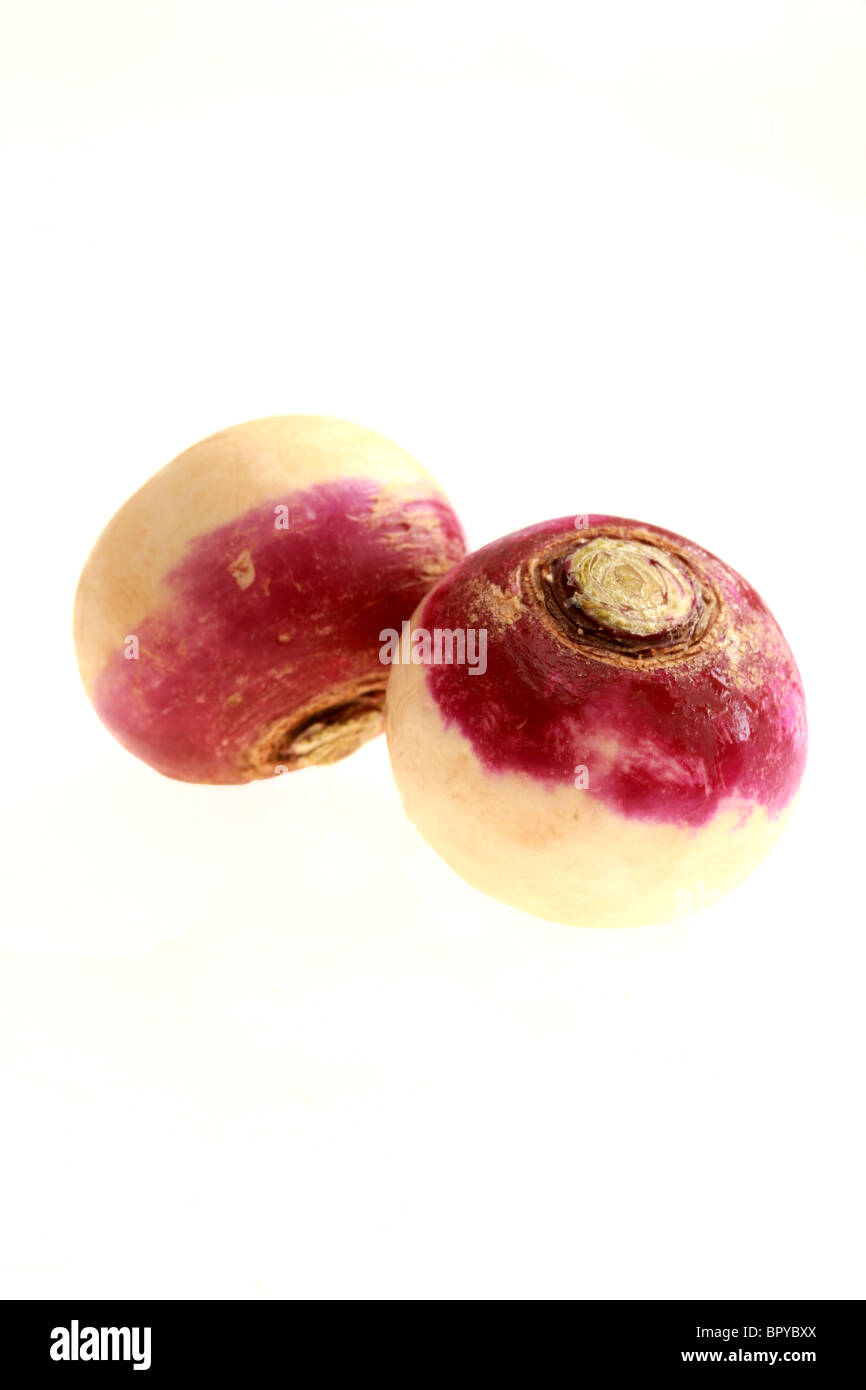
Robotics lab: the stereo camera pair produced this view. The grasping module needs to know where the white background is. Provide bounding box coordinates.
[1,0,864,1299]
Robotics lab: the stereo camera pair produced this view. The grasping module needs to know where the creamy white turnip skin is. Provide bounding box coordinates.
[75,416,465,782]
[385,516,807,927]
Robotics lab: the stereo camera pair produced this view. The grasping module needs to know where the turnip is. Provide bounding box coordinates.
[385,516,806,927]
[75,416,465,783]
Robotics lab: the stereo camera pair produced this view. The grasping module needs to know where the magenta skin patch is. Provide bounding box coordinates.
[417,515,807,829]
[92,478,465,782]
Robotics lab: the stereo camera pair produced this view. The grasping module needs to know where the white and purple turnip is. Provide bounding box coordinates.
[74,416,465,783]
[385,516,807,927]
